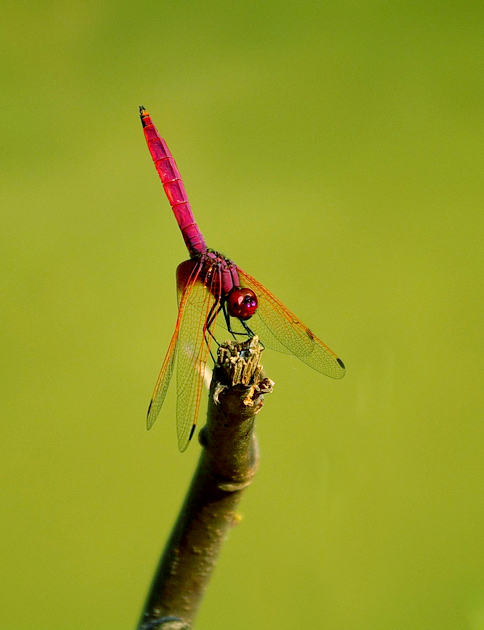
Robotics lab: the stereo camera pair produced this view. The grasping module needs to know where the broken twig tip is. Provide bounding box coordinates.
[215,336,264,387]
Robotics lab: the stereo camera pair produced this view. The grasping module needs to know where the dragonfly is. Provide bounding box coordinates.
[140,106,345,451]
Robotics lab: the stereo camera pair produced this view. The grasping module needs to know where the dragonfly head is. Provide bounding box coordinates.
[226,288,258,320]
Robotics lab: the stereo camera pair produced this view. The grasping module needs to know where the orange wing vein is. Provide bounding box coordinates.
[236,266,345,379]
[174,264,221,451]
[146,259,203,431]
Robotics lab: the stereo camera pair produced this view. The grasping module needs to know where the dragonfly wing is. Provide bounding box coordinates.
[146,259,203,430]
[236,266,346,379]
[175,263,221,451]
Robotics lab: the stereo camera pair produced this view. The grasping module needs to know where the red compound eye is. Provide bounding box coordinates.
[226,288,258,320]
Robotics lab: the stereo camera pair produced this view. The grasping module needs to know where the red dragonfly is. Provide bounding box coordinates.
[140,106,345,451]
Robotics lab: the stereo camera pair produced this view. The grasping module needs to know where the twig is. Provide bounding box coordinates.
[138,336,274,630]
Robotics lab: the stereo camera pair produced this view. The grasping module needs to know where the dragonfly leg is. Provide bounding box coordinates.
[205,299,223,363]
[221,303,265,348]
[239,318,266,349]
[222,303,247,340]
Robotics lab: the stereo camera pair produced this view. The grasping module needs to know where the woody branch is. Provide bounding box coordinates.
[138,336,274,630]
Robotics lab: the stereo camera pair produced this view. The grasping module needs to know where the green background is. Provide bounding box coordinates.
[2,2,484,629]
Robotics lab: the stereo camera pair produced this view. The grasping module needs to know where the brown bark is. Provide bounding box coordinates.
[138,336,273,630]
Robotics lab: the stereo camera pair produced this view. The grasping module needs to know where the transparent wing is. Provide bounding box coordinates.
[175,263,221,451]
[146,259,203,430]
[236,266,346,379]
[215,304,292,354]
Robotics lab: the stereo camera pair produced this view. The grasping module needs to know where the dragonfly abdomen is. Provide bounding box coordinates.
[140,106,207,256]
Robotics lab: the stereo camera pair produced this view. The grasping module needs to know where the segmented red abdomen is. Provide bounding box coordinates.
[140,107,207,256]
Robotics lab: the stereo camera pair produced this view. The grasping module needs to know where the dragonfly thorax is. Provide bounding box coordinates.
[198,250,241,297]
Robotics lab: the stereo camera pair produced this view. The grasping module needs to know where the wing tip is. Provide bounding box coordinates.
[146,399,155,430]
[334,357,346,379]
[178,424,197,453]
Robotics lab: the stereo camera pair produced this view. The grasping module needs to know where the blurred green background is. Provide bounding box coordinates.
[2,1,484,629]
